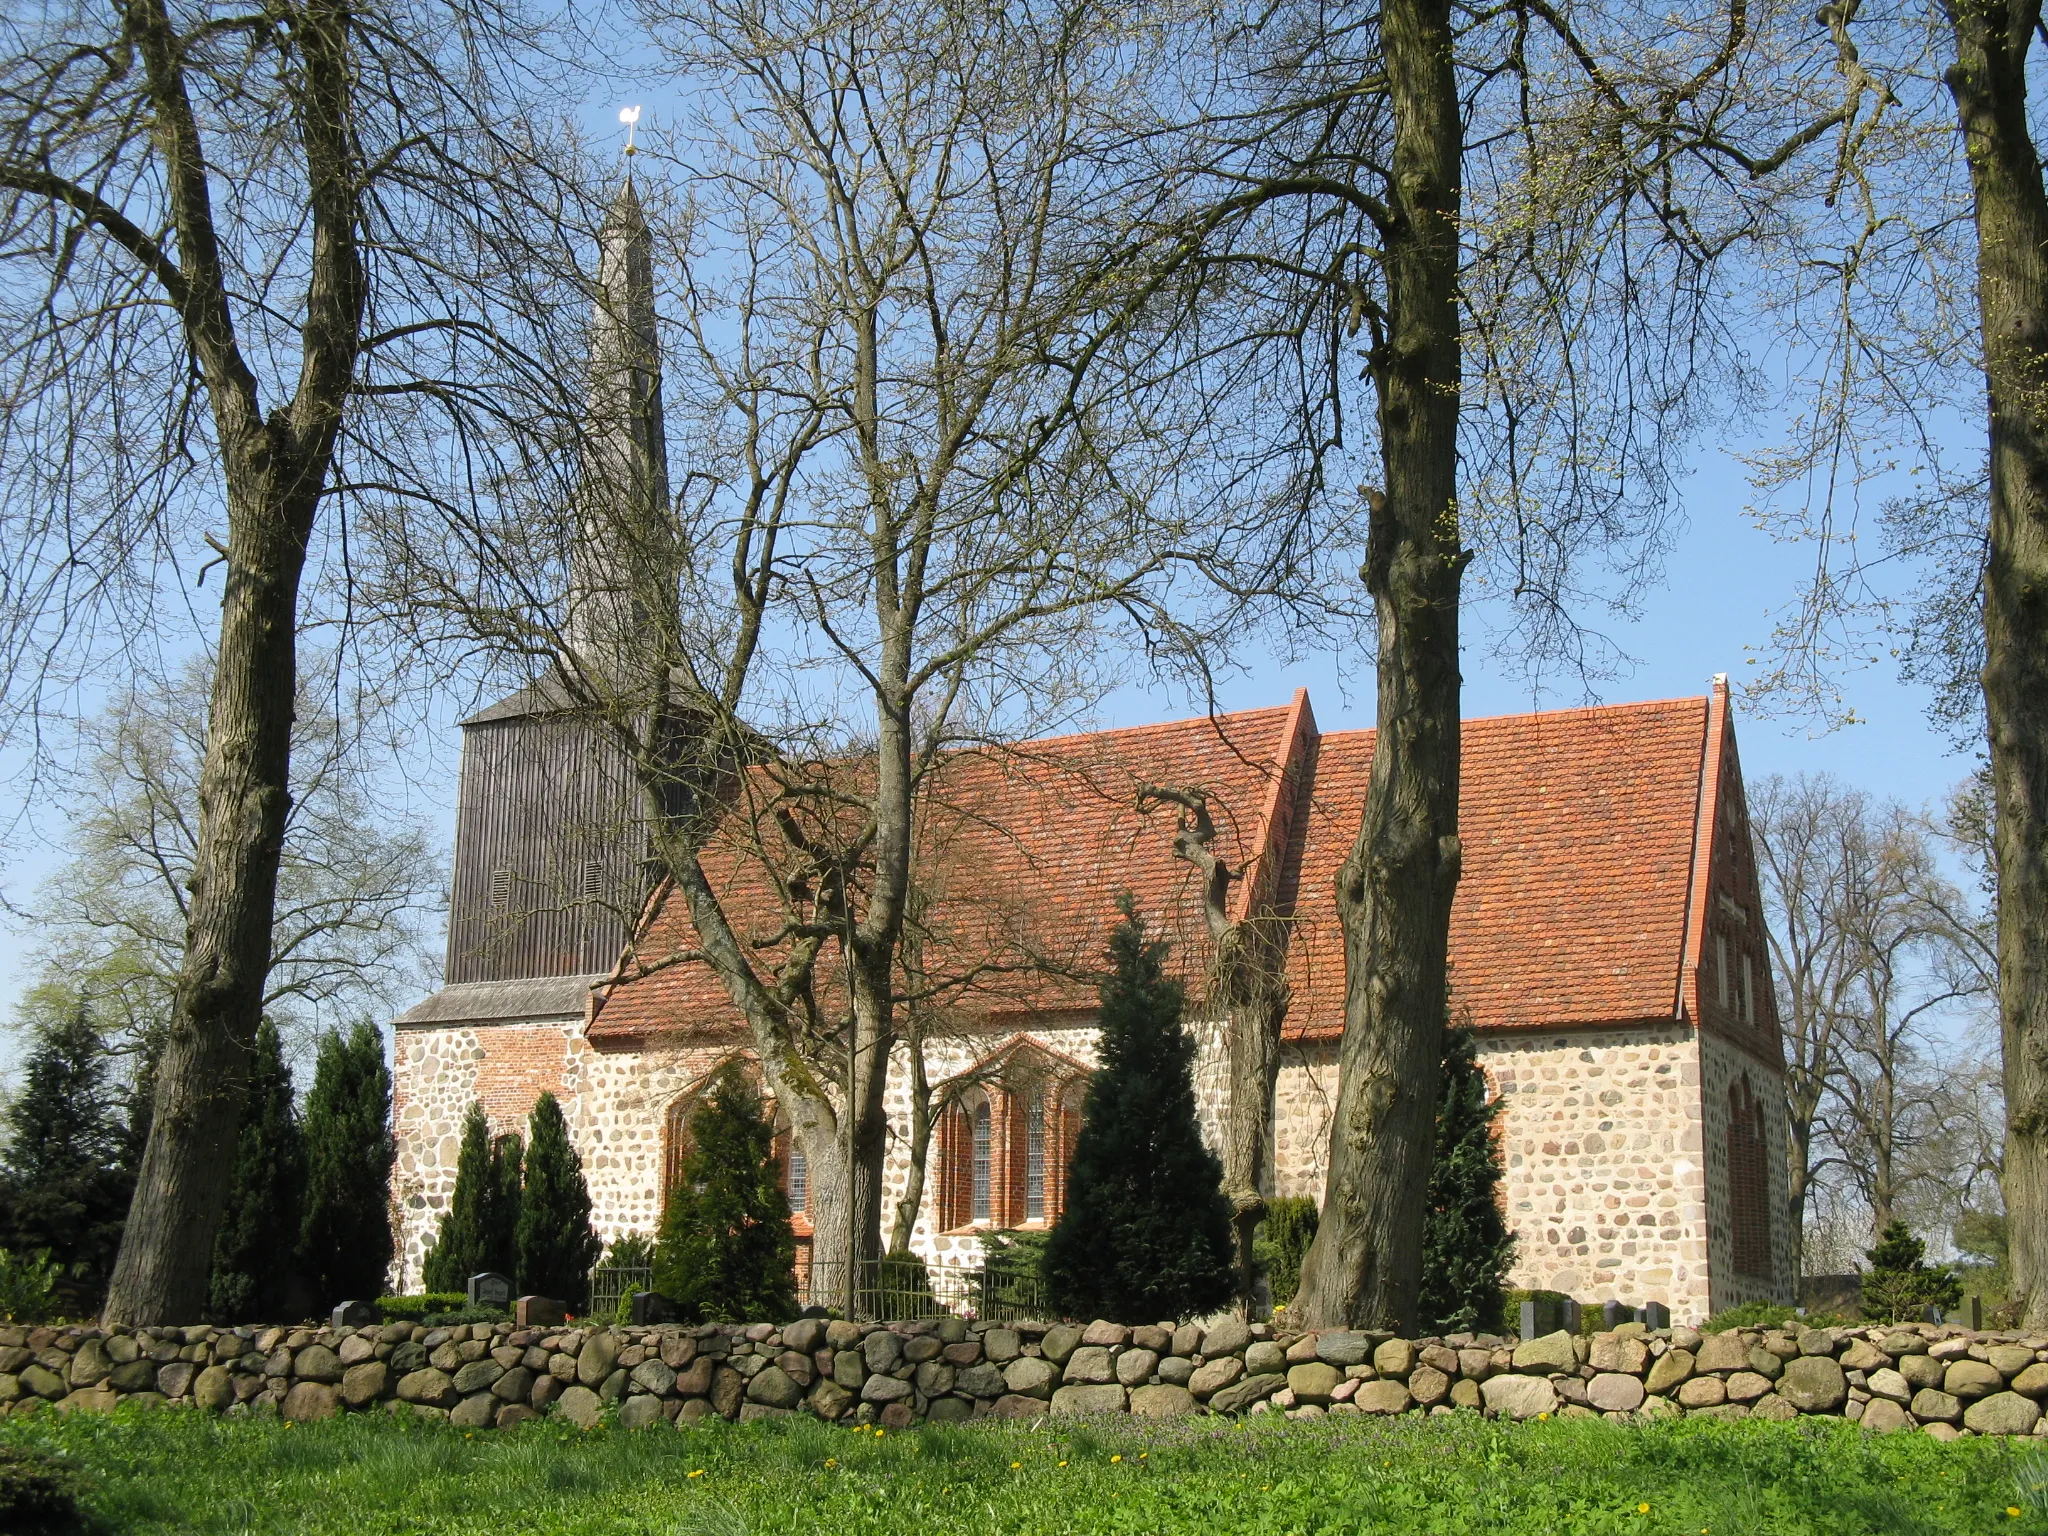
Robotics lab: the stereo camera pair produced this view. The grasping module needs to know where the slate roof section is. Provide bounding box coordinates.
[396,974,608,1028]
[588,689,1729,1045]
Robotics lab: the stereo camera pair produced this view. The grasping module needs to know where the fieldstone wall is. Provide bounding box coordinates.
[4,1316,2041,1441]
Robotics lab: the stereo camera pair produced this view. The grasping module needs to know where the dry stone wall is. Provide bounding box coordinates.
[4,1316,2040,1440]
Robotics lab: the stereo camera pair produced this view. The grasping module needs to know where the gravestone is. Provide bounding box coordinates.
[1601,1300,1633,1331]
[331,1300,377,1328]
[1640,1301,1671,1331]
[629,1291,680,1325]
[467,1272,513,1311]
[1563,1298,1583,1335]
[1946,1296,1983,1330]
[516,1295,566,1328]
[1519,1296,1564,1339]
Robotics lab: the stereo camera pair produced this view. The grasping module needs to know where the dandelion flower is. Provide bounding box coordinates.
[1537,1412,1550,1421]
[2011,1509,2024,1519]
[875,1430,885,1439]
[1058,1460,1068,1467]
[1011,1462,1022,1470]
[689,1470,705,1479]
[1111,1455,1122,1463]
[1638,1503,1651,1515]
[1138,1453,1148,1460]
[825,1459,838,1469]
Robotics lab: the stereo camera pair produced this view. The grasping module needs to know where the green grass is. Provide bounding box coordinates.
[0,1404,2037,1536]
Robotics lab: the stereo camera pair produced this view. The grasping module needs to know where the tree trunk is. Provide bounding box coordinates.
[103,0,360,1324]
[889,1018,936,1255]
[1217,922,1289,1314]
[1947,0,2048,1328]
[1290,0,1465,1333]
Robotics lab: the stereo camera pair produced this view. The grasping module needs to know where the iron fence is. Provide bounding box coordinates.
[587,1264,653,1319]
[796,1256,1058,1323]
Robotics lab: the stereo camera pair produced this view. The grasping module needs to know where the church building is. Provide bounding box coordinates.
[386,182,1794,1325]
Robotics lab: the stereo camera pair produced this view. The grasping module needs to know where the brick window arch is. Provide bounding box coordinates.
[935,1059,1087,1232]
[1726,1075,1771,1279]
[661,1063,810,1240]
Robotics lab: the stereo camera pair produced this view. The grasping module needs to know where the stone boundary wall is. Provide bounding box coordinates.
[1,1315,2041,1440]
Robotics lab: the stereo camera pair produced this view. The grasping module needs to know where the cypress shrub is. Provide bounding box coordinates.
[515,1092,600,1308]
[298,1023,397,1305]
[1042,897,1235,1322]
[489,1132,524,1279]
[422,1103,498,1293]
[1416,1024,1517,1333]
[209,1018,307,1321]
[0,1001,133,1313]
[652,1065,797,1321]
[1254,1197,1320,1310]
[1862,1219,1963,1323]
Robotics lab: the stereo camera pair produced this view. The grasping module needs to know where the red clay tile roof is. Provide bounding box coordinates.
[590,689,1726,1044]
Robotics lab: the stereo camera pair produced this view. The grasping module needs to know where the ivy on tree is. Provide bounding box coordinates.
[516,1092,600,1308]
[298,1023,397,1306]
[423,1103,520,1293]
[1043,897,1235,1321]
[0,998,135,1313]
[208,1018,307,1321]
[1416,1024,1516,1333]
[652,1065,797,1321]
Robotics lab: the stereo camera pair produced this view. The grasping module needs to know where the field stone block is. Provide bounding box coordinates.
[926,1395,973,1423]
[782,1319,827,1355]
[831,1350,866,1390]
[576,1332,618,1389]
[1172,1324,1202,1357]
[982,1329,1022,1364]
[1909,1388,1962,1424]
[1693,1333,1751,1374]
[338,1335,378,1367]
[193,1366,232,1413]
[1188,1357,1243,1399]
[1040,1326,1084,1366]
[1747,1394,1798,1423]
[1209,1373,1286,1415]
[108,1360,155,1393]
[1288,1362,1342,1405]
[617,1395,665,1430]
[397,1368,458,1409]
[1964,1392,2043,1437]
[1677,1376,1727,1408]
[806,1379,853,1419]
[957,1363,1006,1398]
[1245,1341,1287,1376]
[1131,1325,1172,1354]
[451,1392,498,1429]
[916,1362,956,1398]
[1944,1360,2003,1400]
[902,1336,942,1365]
[104,1336,139,1365]
[1081,1321,1129,1348]
[1051,1384,1126,1416]
[711,1367,745,1419]
[1866,1368,1912,1403]
[1988,1345,2035,1378]
[554,1384,603,1428]
[342,1362,389,1407]
[1777,1356,1847,1413]
[991,1393,1048,1420]
[862,1331,904,1373]
[1839,1338,1889,1373]
[740,1365,799,1410]
[1157,1357,1194,1387]
[1004,1357,1059,1399]
[1725,1371,1773,1404]
[452,1360,503,1396]
[389,1341,429,1376]
[2011,1363,2048,1399]
[427,1343,462,1372]
[861,1374,913,1405]
[1373,1338,1416,1378]
[1481,1375,1557,1420]
[492,1366,533,1403]
[1589,1334,1648,1375]
[157,1361,196,1399]
[1859,1397,1914,1433]
[1511,1332,1575,1375]
[1587,1373,1645,1412]
[496,1404,539,1429]
[1130,1383,1195,1417]
[1314,1331,1373,1368]
[1351,1379,1412,1415]
[1116,1349,1158,1387]
[631,1359,676,1396]
[1063,1346,1116,1384]
[282,1382,340,1422]
[1200,1317,1251,1359]
[1898,1353,1944,1391]
[1644,1349,1693,1395]
[1407,1365,1450,1407]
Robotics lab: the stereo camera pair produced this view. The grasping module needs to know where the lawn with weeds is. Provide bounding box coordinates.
[0,1405,2036,1536]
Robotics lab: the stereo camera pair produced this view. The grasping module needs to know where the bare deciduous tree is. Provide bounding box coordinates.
[0,0,591,1320]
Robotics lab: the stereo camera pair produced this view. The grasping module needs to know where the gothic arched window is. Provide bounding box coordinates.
[1726,1076,1771,1279]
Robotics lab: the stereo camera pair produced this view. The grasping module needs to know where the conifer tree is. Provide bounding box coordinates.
[652,1065,797,1321]
[1043,898,1235,1321]
[422,1102,496,1294]
[299,1023,397,1304]
[1416,1025,1516,1333]
[208,1019,307,1321]
[1863,1219,1964,1324]
[516,1092,599,1307]
[0,999,133,1310]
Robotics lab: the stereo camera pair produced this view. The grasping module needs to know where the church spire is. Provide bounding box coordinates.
[567,174,676,677]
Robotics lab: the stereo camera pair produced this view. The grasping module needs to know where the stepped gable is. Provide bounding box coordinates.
[588,703,1302,1041]
[591,691,1725,1043]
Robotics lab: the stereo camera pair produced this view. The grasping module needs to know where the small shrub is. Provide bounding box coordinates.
[0,1247,61,1324]
[978,1229,1051,1318]
[652,1064,797,1322]
[374,1293,468,1323]
[871,1249,938,1317]
[602,1232,655,1269]
[1253,1198,1318,1310]
[1862,1219,1963,1324]
[1417,1024,1515,1334]
[418,1304,508,1328]
[1702,1301,1852,1333]
[0,1444,86,1535]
